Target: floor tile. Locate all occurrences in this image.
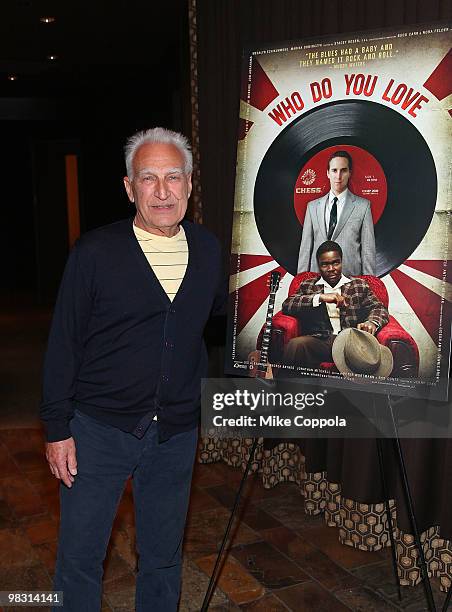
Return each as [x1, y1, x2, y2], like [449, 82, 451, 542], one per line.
[206, 484, 241, 509]
[211, 461, 257, 488]
[101, 596, 113, 611]
[267, 529, 361, 591]
[179, 557, 229, 610]
[11, 495, 47, 520]
[335, 585, 399, 610]
[33, 541, 57, 574]
[192, 461, 227, 488]
[24, 517, 58, 545]
[195, 553, 265, 605]
[206, 468, 269, 508]
[239, 593, 289, 610]
[0, 476, 47, 519]
[184, 507, 261, 557]
[0, 499, 15, 530]
[0, 429, 45, 454]
[26, 465, 55, 486]
[187, 485, 223, 513]
[238, 503, 282, 532]
[300, 524, 384, 569]
[352, 561, 404, 602]
[11, 450, 48, 472]
[0, 527, 40, 568]
[0, 564, 52, 592]
[0, 443, 21, 477]
[103, 572, 136, 594]
[103, 584, 135, 612]
[103, 548, 134, 583]
[259, 525, 301, 556]
[257, 491, 323, 531]
[110, 526, 137, 571]
[230, 540, 310, 590]
[275, 581, 351, 611]
[113, 491, 135, 530]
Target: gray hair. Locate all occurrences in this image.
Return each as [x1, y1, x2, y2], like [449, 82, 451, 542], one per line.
[124, 127, 193, 178]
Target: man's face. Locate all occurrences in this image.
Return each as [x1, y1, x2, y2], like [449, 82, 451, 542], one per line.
[318, 250, 342, 286]
[123, 142, 192, 237]
[327, 156, 351, 195]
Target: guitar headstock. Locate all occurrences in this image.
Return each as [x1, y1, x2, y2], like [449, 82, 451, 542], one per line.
[267, 270, 281, 294]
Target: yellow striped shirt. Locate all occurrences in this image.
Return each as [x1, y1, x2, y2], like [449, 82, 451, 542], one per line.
[133, 223, 188, 301]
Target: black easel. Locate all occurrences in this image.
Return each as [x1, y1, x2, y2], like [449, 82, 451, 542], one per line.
[386, 393, 437, 612]
[376, 439, 402, 601]
[200, 437, 259, 611]
[442, 584, 451, 611]
[442, 585, 451, 612]
[371, 393, 402, 601]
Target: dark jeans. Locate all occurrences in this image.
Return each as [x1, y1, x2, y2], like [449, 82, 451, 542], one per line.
[53, 411, 198, 612]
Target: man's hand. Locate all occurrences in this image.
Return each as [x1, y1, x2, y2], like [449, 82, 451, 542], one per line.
[357, 321, 377, 335]
[45, 438, 78, 488]
[320, 293, 346, 307]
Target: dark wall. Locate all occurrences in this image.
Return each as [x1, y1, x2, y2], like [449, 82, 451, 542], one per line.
[0, 38, 187, 304]
[196, 0, 452, 256]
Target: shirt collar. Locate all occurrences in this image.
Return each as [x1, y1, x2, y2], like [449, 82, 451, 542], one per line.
[315, 274, 352, 290]
[329, 188, 348, 205]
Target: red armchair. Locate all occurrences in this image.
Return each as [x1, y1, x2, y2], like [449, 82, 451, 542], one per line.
[261, 272, 419, 378]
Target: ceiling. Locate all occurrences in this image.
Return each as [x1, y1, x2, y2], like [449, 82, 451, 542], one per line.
[0, 0, 187, 97]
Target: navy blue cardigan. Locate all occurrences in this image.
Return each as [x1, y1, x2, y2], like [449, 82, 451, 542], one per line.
[40, 218, 225, 442]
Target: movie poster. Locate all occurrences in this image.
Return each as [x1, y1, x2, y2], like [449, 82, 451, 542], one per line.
[225, 23, 452, 400]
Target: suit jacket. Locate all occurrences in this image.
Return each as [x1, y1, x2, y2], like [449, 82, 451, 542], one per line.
[282, 277, 389, 335]
[297, 191, 376, 276]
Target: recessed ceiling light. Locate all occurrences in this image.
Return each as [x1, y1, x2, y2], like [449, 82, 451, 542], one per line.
[47, 54, 58, 61]
[40, 16, 56, 24]
[7, 75, 18, 81]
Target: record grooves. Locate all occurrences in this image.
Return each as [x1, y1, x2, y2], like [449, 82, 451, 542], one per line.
[253, 100, 437, 277]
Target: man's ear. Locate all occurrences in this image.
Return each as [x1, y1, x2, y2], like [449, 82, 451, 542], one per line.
[187, 173, 192, 198]
[123, 176, 134, 203]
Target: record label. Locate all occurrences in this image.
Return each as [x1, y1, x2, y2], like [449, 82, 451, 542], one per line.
[294, 145, 387, 226]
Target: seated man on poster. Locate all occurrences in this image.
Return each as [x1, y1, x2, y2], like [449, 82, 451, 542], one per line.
[283, 241, 389, 370]
[297, 150, 376, 277]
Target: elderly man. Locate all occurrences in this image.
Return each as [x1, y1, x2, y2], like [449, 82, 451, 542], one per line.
[40, 127, 225, 611]
[297, 150, 376, 276]
[284, 240, 387, 368]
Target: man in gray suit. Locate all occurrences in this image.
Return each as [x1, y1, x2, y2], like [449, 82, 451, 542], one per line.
[297, 150, 376, 277]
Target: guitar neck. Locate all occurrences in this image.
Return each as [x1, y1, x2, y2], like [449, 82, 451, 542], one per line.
[257, 292, 277, 374]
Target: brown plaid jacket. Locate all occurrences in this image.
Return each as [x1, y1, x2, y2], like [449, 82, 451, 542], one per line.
[282, 276, 389, 332]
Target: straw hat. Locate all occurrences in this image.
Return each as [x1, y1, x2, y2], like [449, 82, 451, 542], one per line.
[332, 328, 393, 379]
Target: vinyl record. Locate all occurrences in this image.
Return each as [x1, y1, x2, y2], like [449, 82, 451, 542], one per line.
[253, 100, 437, 276]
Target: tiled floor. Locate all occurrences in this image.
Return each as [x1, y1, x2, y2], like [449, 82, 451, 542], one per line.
[0, 306, 449, 611]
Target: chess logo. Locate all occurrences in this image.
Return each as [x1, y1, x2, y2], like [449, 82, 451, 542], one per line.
[301, 169, 316, 185]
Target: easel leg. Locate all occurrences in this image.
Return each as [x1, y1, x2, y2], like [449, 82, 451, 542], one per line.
[201, 437, 259, 611]
[442, 583, 452, 611]
[388, 394, 436, 612]
[376, 436, 402, 601]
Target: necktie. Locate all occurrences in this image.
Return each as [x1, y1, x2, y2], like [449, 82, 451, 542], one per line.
[327, 196, 338, 239]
